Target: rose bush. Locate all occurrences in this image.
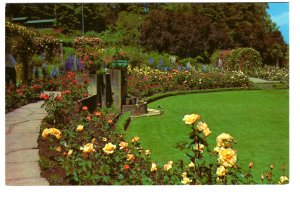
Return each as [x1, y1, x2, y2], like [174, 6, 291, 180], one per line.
[127, 66, 249, 98]
[5, 82, 43, 113]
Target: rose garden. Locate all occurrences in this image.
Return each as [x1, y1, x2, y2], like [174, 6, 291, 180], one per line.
[5, 3, 289, 185]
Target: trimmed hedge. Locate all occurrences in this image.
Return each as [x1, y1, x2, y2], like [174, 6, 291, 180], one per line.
[144, 87, 257, 103]
[115, 112, 131, 134]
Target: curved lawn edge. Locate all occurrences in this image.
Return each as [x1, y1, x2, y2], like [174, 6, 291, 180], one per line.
[144, 87, 259, 103]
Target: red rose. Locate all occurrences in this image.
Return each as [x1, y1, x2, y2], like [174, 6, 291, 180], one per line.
[82, 106, 88, 111]
[18, 93, 23, 97]
[84, 93, 89, 98]
[64, 90, 71, 94]
[123, 164, 130, 170]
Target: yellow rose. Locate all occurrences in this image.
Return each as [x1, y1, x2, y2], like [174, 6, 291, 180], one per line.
[194, 143, 204, 152]
[49, 128, 62, 140]
[81, 143, 96, 153]
[183, 114, 200, 125]
[167, 161, 173, 165]
[188, 161, 195, 168]
[132, 136, 140, 143]
[163, 163, 172, 171]
[145, 150, 151, 155]
[102, 137, 107, 142]
[279, 176, 289, 184]
[151, 163, 157, 172]
[181, 172, 187, 178]
[216, 166, 226, 177]
[103, 143, 117, 154]
[56, 146, 61, 152]
[203, 128, 211, 137]
[76, 125, 84, 132]
[42, 128, 51, 138]
[214, 146, 220, 154]
[216, 133, 234, 148]
[67, 149, 73, 157]
[126, 154, 135, 161]
[181, 177, 192, 185]
[119, 141, 128, 150]
[197, 121, 208, 131]
[218, 148, 237, 168]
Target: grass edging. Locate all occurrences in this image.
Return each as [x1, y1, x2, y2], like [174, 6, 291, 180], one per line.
[144, 87, 257, 103]
[115, 111, 131, 134]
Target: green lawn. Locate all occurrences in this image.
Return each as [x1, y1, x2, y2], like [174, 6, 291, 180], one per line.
[126, 90, 289, 182]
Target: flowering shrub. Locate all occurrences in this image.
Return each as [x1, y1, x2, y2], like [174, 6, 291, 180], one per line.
[73, 36, 104, 73]
[5, 82, 43, 113]
[223, 48, 263, 72]
[127, 67, 249, 98]
[41, 72, 89, 127]
[249, 66, 289, 82]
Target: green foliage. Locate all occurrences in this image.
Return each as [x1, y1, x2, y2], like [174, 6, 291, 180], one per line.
[223, 48, 263, 72]
[115, 112, 131, 134]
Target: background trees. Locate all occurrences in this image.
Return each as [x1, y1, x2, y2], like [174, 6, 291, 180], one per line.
[5, 3, 288, 67]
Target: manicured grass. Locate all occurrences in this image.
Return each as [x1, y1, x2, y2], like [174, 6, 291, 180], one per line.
[126, 90, 289, 182]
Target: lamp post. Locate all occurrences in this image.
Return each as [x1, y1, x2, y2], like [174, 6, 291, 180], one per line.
[81, 3, 84, 35]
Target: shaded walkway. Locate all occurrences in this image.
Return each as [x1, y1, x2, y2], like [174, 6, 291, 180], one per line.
[5, 101, 49, 185]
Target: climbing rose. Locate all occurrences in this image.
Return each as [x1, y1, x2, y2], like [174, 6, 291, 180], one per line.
[183, 114, 200, 125]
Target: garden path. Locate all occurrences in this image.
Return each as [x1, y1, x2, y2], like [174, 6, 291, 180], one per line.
[5, 101, 49, 185]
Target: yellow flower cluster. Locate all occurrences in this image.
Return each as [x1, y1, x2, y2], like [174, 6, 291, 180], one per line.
[42, 128, 62, 140]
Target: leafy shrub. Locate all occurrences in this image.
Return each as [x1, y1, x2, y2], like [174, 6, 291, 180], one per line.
[223, 48, 262, 72]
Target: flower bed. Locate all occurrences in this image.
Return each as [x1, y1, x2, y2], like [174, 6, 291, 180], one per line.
[38, 97, 288, 185]
[127, 67, 249, 98]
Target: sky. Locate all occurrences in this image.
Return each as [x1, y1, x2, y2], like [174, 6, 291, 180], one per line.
[267, 2, 289, 44]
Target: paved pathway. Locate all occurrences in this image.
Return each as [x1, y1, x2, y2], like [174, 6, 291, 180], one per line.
[5, 101, 49, 186]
